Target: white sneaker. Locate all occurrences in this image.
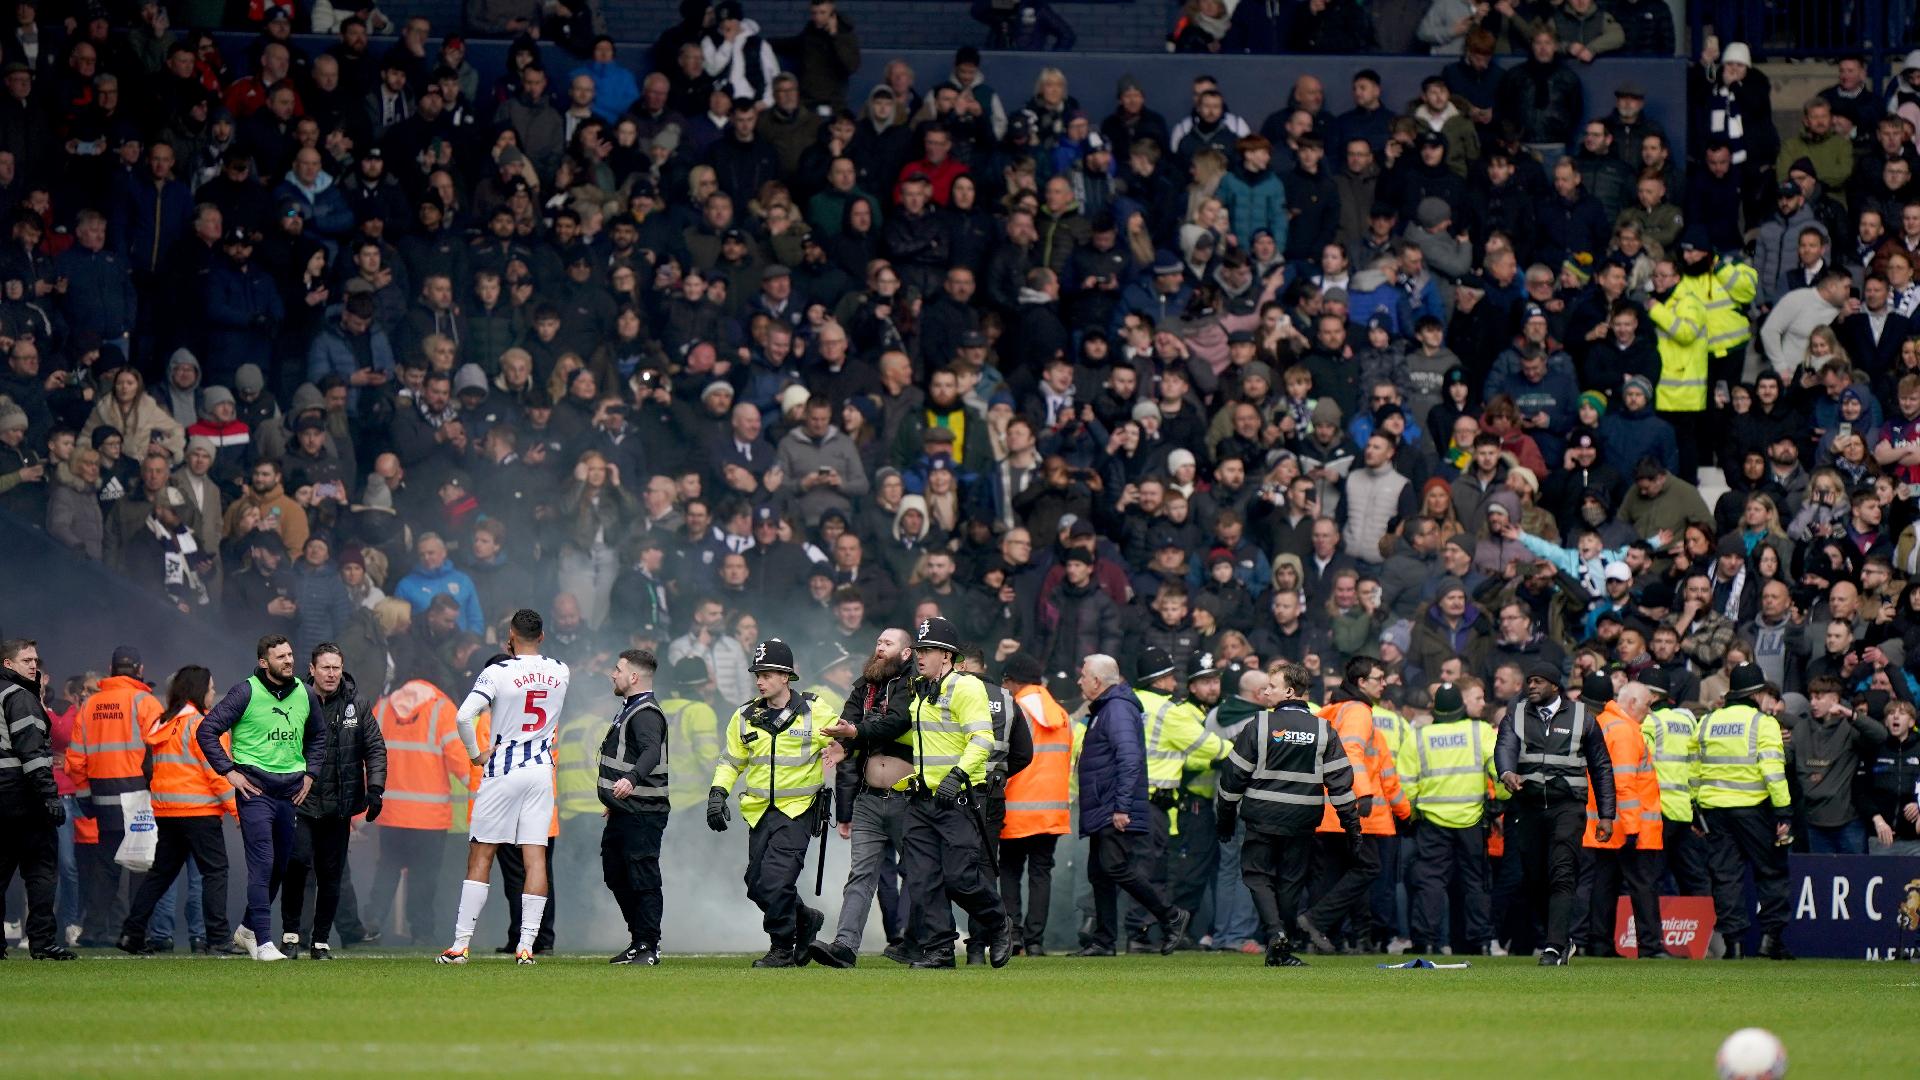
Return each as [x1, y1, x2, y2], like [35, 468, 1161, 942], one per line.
[233, 926, 258, 951]
[64, 924, 82, 947]
[251, 942, 289, 962]
[281, 932, 302, 957]
[1489, 941, 1509, 957]
[1386, 936, 1412, 956]
[5, 918, 22, 945]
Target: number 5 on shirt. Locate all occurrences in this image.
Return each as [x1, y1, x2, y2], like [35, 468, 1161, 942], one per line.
[523, 690, 548, 732]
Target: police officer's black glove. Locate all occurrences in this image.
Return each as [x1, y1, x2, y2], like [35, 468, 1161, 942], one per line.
[1215, 804, 1237, 843]
[1347, 829, 1366, 858]
[934, 769, 968, 803]
[364, 792, 382, 822]
[44, 796, 65, 826]
[706, 787, 732, 832]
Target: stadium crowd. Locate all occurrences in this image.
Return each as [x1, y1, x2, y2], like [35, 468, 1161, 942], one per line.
[5, 0, 1920, 964]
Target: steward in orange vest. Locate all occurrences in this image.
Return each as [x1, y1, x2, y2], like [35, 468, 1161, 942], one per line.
[67, 647, 164, 945]
[120, 667, 244, 954]
[1297, 657, 1408, 954]
[1000, 653, 1072, 956]
[1580, 676, 1668, 959]
[368, 679, 468, 944]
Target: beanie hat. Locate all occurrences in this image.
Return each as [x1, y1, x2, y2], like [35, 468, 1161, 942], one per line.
[1415, 197, 1450, 229]
[234, 363, 266, 395]
[0, 402, 26, 434]
[1310, 398, 1342, 427]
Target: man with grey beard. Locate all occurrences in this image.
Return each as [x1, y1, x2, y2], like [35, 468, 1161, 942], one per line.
[809, 628, 917, 966]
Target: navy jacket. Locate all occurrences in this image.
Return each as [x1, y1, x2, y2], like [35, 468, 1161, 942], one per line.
[54, 245, 137, 338]
[1078, 682, 1150, 835]
[110, 175, 194, 274]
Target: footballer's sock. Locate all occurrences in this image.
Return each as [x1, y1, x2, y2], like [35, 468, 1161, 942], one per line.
[452, 880, 489, 951]
[517, 895, 547, 952]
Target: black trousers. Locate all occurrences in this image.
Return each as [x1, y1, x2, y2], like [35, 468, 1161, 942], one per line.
[902, 795, 1004, 952]
[367, 825, 446, 944]
[999, 833, 1058, 948]
[1656, 408, 1702, 482]
[1124, 801, 1174, 940]
[1170, 796, 1218, 928]
[282, 815, 350, 945]
[124, 816, 230, 943]
[964, 792, 1006, 952]
[0, 812, 58, 951]
[1700, 805, 1791, 939]
[1306, 832, 1381, 936]
[1087, 826, 1173, 949]
[498, 837, 558, 951]
[1407, 820, 1491, 950]
[1661, 819, 1712, 897]
[746, 807, 818, 945]
[603, 811, 667, 947]
[80, 827, 135, 943]
[1240, 831, 1314, 943]
[1510, 797, 1586, 952]
[1585, 840, 1663, 954]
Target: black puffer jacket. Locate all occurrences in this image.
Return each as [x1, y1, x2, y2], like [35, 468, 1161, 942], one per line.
[299, 673, 388, 819]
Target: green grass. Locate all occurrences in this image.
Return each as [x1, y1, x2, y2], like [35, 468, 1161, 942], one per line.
[1, 951, 1911, 1078]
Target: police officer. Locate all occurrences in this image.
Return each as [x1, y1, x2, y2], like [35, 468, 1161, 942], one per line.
[860, 617, 1012, 969]
[708, 639, 838, 967]
[816, 628, 918, 968]
[1494, 657, 1616, 965]
[1638, 669, 1709, 896]
[1694, 662, 1794, 959]
[957, 643, 1031, 964]
[1169, 652, 1228, 927]
[603, 649, 670, 966]
[1127, 647, 1227, 950]
[1216, 660, 1360, 967]
[1402, 681, 1499, 955]
[0, 638, 74, 960]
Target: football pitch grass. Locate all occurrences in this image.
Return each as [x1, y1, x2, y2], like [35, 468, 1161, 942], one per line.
[3, 951, 1911, 1077]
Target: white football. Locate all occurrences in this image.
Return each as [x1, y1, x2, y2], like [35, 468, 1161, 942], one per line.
[1716, 1028, 1787, 1080]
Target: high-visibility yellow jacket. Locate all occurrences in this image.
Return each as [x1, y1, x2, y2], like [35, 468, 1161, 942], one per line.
[904, 669, 995, 789]
[1372, 705, 1418, 787]
[1675, 258, 1758, 359]
[1403, 719, 1500, 828]
[1693, 702, 1791, 811]
[711, 691, 836, 827]
[1650, 288, 1710, 412]
[1135, 688, 1229, 792]
[662, 695, 723, 810]
[554, 711, 603, 818]
[1640, 705, 1698, 822]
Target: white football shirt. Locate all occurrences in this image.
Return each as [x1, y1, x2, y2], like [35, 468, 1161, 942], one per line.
[460, 653, 571, 777]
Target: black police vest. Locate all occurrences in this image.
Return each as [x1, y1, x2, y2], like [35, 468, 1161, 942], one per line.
[599, 693, 669, 814]
[1513, 699, 1591, 792]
